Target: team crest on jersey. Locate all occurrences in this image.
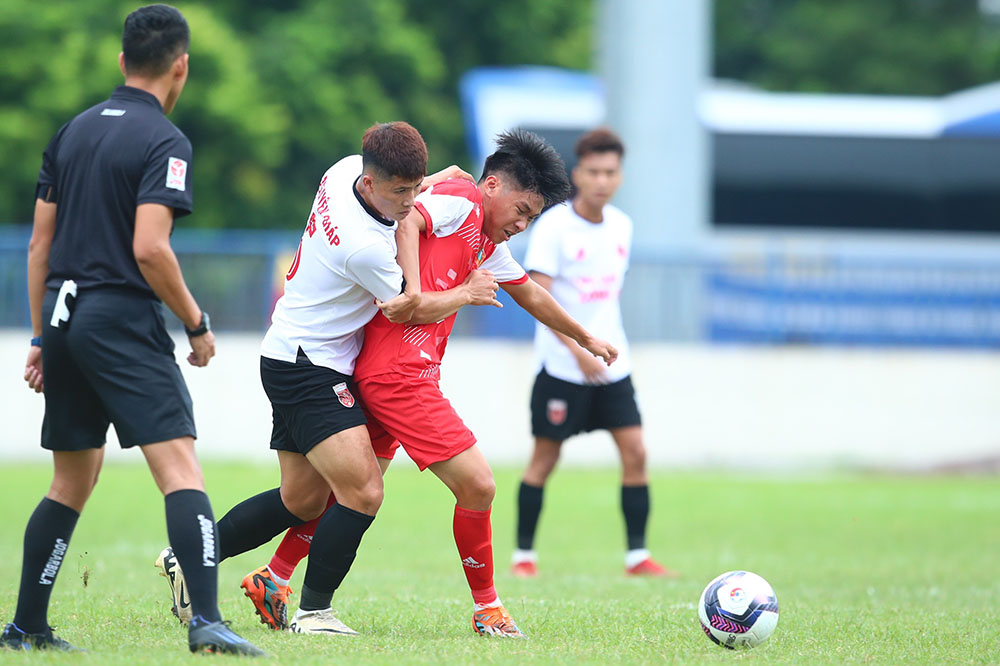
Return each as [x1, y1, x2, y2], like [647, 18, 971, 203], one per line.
[546, 399, 568, 426]
[474, 246, 487, 267]
[333, 382, 355, 408]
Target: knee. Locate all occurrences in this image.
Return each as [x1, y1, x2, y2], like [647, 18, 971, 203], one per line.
[48, 475, 96, 513]
[353, 478, 384, 516]
[282, 486, 330, 521]
[457, 472, 495, 509]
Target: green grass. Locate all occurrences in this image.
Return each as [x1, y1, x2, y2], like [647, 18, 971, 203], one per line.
[1, 463, 998, 664]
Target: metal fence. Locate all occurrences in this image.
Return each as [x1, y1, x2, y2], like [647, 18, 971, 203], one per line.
[4, 225, 1000, 347]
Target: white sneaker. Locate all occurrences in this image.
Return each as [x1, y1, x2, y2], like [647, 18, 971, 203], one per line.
[288, 608, 358, 635]
[154, 546, 193, 625]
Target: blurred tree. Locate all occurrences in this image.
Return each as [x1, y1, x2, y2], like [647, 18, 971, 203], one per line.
[0, 1, 290, 228]
[714, 0, 1000, 94]
[0, 0, 592, 229]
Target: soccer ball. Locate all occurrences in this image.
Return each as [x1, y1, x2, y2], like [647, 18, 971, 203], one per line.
[698, 570, 779, 649]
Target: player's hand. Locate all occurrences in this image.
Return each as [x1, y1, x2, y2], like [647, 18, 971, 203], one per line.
[187, 330, 216, 367]
[464, 269, 502, 308]
[24, 345, 43, 393]
[420, 165, 474, 192]
[575, 349, 610, 384]
[379, 290, 422, 323]
[582, 337, 618, 367]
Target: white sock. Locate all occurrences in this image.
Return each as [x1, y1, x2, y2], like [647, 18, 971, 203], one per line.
[294, 606, 329, 617]
[511, 548, 537, 564]
[266, 565, 290, 587]
[625, 548, 651, 569]
[474, 596, 502, 611]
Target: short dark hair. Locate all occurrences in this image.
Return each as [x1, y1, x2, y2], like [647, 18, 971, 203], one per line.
[575, 127, 625, 160]
[481, 129, 571, 208]
[361, 122, 428, 182]
[122, 4, 190, 77]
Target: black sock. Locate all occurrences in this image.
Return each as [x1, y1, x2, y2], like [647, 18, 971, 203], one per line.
[164, 489, 221, 623]
[216, 488, 304, 561]
[12, 498, 79, 634]
[621, 484, 650, 550]
[300, 503, 374, 611]
[516, 481, 544, 551]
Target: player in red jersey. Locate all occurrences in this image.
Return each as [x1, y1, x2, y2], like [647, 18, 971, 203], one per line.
[243, 130, 618, 638]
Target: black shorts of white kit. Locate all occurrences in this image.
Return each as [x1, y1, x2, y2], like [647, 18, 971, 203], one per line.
[530, 368, 642, 442]
[260, 350, 367, 456]
[40, 287, 196, 451]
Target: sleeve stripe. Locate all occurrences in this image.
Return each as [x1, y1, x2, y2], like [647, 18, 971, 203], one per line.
[415, 201, 434, 237]
[500, 273, 529, 286]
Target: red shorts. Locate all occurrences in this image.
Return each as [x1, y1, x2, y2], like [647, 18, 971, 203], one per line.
[358, 372, 476, 470]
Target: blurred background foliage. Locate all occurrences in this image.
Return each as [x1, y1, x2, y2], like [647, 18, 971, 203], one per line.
[2, 0, 999, 229]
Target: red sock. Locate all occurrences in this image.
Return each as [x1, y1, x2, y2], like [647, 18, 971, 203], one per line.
[268, 492, 337, 581]
[453, 505, 497, 606]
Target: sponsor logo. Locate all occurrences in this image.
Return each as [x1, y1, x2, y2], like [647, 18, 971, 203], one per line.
[101, 108, 126, 117]
[462, 556, 485, 569]
[197, 514, 217, 567]
[729, 587, 745, 604]
[547, 399, 568, 426]
[38, 538, 68, 585]
[166, 157, 187, 191]
[333, 382, 355, 408]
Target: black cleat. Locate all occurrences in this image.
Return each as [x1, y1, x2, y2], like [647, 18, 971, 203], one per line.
[188, 617, 266, 656]
[0, 622, 80, 651]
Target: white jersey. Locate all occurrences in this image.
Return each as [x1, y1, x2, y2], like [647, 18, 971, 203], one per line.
[523, 201, 632, 384]
[261, 155, 403, 375]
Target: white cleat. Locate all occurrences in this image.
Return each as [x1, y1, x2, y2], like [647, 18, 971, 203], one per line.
[154, 546, 193, 626]
[288, 608, 358, 635]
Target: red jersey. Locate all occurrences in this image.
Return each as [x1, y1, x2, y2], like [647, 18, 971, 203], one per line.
[354, 179, 528, 381]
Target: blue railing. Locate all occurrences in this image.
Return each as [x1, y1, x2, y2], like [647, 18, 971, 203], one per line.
[4, 225, 1000, 347]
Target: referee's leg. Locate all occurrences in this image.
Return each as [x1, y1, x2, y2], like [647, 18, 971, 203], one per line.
[141, 437, 222, 624]
[9, 449, 103, 637]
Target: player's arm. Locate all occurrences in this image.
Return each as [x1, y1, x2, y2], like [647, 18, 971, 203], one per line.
[405, 269, 502, 324]
[133, 202, 215, 367]
[502, 276, 618, 366]
[348, 241, 420, 324]
[383, 208, 424, 323]
[420, 165, 474, 192]
[24, 197, 57, 393]
[529, 271, 610, 383]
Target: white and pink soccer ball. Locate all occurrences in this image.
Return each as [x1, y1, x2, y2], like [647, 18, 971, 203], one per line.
[698, 570, 779, 649]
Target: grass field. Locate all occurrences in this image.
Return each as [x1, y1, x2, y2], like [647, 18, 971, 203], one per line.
[0, 462, 998, 664]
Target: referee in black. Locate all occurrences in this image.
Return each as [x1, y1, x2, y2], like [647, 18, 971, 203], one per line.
[1, 5, 262, 656]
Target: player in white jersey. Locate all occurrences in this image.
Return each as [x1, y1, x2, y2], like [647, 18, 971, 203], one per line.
[512, 128, 676, 578]
[155, 122, 470, 635]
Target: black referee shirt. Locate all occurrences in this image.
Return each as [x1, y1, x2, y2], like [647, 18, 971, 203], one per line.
[38, 85, 194, 297]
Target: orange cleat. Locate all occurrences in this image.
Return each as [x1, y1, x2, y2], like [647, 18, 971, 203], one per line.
[511, 560, 538, 577]
[625, 557, 678, 578]
[240, 566, 293, 630]
[472, 604, 526, 638]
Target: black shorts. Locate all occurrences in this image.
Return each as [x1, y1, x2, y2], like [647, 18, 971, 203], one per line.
[41, 287, 196, 451]
[530, 368, 642, 442]
[260, 352, 367, 455]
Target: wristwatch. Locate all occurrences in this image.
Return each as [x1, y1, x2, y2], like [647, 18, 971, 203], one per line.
[185, 311, 211, 337]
